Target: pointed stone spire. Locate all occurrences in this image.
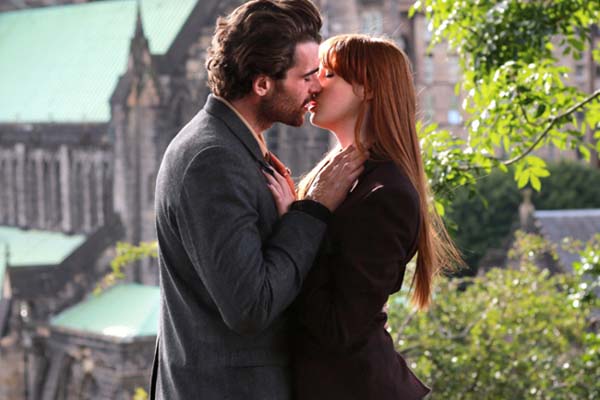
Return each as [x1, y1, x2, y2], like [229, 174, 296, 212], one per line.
[125, 0, 160, 107]
[128, 0, 150, 74]
[134, 0, 144, 39]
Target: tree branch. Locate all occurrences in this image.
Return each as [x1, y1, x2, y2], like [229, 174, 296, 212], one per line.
[500, 88, 600, 166]
[518, 102, 533, 126]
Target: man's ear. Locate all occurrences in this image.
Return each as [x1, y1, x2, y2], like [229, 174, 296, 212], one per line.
[253, 75, 274, 97]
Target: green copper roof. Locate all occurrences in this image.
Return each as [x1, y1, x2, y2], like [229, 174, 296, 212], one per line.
[0, 225, 86, 297]
[0, 226, 86, 267]
[0, 0, 197, 124]
[51, 284, 160, 339]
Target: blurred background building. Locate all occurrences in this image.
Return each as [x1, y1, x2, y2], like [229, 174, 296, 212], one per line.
[0, 0, 598, 399]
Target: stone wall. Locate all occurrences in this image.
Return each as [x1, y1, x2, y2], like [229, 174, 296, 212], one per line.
[0, 335, 24, 400]
[0, 140, 113, 234]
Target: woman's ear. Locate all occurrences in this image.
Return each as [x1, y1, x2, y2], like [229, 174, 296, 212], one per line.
[253, 75, 273, 97]
[353, 84, 373, 101]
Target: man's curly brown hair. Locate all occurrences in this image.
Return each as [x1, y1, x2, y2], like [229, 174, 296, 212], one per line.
[206, 0, 322, 101]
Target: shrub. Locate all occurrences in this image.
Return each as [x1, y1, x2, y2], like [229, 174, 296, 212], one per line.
[388, 231, 600, 399]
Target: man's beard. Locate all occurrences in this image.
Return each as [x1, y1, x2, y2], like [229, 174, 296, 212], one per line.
[258, 83, 308, 127]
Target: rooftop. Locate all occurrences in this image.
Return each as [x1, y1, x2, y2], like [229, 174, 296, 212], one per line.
[50, 283, 160, 339]
[0, 226, 86, 295]
[0, 0, 196, 124]
[534, 208, 600, 272]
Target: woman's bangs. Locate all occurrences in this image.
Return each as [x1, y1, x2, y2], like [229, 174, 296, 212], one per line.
[319, 42, 338, 72]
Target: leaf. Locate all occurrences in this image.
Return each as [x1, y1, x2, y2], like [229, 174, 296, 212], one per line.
[491, 132, 501, 146]
[535, 104, 546, 118]
[579, 145, 591, 162]
[527, 155, 546, 168]
[435, 200, 445, 217]
[570, 38, 585, 53]
[408, 3, 419, 18]
[593, 48, 600, 64]
[530, 175, 541, 192]
[531, 167, 550, 178]
[503, 135, 511, 152]
[586, 107, 600, 129]
[133, 388, 148, 400]
[517, 170, 530, 189]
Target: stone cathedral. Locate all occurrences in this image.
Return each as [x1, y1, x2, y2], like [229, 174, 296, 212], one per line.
[0, 0, 335, 283]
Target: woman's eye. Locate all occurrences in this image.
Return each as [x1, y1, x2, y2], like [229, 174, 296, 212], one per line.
[325, 72, 334, 78]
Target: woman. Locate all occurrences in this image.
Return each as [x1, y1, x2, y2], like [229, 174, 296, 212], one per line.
[264, 34, 461, 399]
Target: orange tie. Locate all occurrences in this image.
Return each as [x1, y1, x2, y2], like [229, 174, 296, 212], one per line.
[267, 152, 296, 199]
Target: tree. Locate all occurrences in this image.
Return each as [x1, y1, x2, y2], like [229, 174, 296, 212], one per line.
[388, 4, 600, 396]
[414, 0, 600, 211]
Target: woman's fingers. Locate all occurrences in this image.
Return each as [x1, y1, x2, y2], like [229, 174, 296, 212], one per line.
[330, 146, 369, 174]
[346, 165, 365, 184]
[322, 147, 368, 184]
[267, 183, 281, 201]
[263, 170, 283, 197]
[329, 146, 353, 167]
[268, 167, 297, 201]
[263, 169, 294, 216]
[333, 144, 367, 163]
[306, 146, 370, 211]
[271, 168, 290, 192]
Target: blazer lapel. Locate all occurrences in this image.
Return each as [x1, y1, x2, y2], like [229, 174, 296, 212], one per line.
[203, 94, 265, 163]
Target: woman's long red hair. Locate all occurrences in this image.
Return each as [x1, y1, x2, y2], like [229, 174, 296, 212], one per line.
[298, 34, 461, 309]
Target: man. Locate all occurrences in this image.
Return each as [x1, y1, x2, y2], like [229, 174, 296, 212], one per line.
[150, 1, 367, 398]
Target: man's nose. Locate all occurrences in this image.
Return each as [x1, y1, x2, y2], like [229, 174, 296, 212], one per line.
[309, 75, 322, 94]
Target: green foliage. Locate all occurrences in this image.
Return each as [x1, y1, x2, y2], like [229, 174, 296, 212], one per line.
[95, 241, 158, 294]
[412, 0, 598, 75]
[418, 121, 479, 215]
[412, 0, 600, 197]
[132, 388, 148, 400]
[570, 234, 600, 379]
[388, 231, 600, 399]
[447, 161, 600, 271]
[563, 234, 600, 309]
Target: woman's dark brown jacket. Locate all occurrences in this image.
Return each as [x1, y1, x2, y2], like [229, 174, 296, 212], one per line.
[292, 159, 431, 400]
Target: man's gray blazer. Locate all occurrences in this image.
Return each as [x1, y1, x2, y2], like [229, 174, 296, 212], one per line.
[150, 95, 328, 399]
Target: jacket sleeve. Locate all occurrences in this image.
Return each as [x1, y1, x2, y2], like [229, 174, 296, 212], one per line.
[177, 146, 327, 337]
[295, 184, 420, 351]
